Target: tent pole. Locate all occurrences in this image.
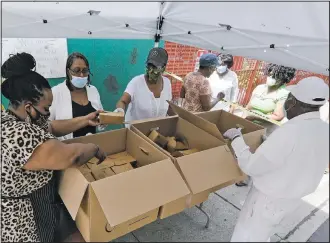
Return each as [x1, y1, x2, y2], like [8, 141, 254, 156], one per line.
[154, 2, 165, 47]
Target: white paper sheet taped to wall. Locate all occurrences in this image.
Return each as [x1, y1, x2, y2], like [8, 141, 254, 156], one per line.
[1, 38, 68, 78]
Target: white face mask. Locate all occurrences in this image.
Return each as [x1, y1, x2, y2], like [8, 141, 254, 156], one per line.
[71, 76, 88, 88]
[266, 76, 277, 87]
[217, 65, 227, 74]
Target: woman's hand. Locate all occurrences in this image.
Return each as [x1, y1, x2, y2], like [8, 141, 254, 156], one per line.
[85, 110, 103, 126]
[217, 92, 225, 101]
[94, 145, 107, 165]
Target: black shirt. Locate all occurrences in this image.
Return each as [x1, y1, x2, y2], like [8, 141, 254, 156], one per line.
[72, 101, 96, 138]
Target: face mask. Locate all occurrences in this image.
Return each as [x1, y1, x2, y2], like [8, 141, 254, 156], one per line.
[217, 65, 227, 74]
[71, 76, 88, 88]
[146, 66, 164, 84]
[266, 76, 277, 87]
[26, 106, 50, 129]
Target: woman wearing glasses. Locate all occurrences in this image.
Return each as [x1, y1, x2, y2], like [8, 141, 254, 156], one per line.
[50, 52, 104, 140]
[115, 47, 173, 126]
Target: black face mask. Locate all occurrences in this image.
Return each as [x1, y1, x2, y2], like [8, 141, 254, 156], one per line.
[27, 106, 50, 129]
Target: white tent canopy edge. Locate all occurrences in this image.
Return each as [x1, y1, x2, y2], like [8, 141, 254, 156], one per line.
[2, 1, 329, 75]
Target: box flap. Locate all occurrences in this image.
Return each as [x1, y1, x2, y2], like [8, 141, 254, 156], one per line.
[63, 129, 127, 155]
[58, 168, 89, 220]
[177, 146, 243, 194]
[90, 159, 190, 227]
[168, 101, 224, 141]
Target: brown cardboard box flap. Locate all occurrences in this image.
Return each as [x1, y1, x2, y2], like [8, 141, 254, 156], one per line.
[167, 101, 224, 141]
[90, 159, 190, 227]
[176, 146, 243, 194]
[197, 110, 266, 151]
[58, 168, 89, 220]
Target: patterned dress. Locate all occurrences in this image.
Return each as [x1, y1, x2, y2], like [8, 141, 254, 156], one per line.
[1, 110, 59, 242]
[182, 72, 212, 112]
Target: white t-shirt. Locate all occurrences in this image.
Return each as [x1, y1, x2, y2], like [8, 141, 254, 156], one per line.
[208, 70, 239, 111]
[124, 74, 172, 124]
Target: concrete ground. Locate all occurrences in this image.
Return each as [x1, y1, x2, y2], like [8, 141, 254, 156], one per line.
[113, 174, 329, 242]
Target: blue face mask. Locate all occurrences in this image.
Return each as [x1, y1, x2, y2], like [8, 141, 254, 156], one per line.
[71, 76, 88, 89]
[217, 65, 227, 74]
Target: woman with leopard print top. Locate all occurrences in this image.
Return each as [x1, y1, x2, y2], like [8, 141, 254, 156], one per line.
[1, 53, 107, 242]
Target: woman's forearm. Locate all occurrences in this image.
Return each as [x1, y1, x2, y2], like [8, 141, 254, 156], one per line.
[268, 113, 284, 121]
[70, 143, 99, 167]
[50, 117, 88, 137]
[116, 101, 126, 110]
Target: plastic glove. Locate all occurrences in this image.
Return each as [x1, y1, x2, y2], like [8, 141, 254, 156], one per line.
[223, 128, 243, 141]
[113, 108, 125, 114]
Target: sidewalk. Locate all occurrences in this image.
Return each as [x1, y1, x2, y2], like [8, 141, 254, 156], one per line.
[113, 174, 329, 242]
[308, 219, 329, 242]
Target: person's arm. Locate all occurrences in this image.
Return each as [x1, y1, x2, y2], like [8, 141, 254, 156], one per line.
[116, 92, 131, 112]
[231, 135, 291, 176]
[23, 140, 105, 171]
[268, 100, 285, 121]
[180, 85, 186, 99]
[229, 74, 240, 113]
[200, 95, 222, 111]
[167, 80, 175, 116]
[224, 128, 291, 176]
[49, 110, 102, 137]
[199, 78, 218, 111]
[115, 79, 135, 112]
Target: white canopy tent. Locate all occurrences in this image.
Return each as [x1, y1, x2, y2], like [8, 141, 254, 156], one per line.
[2, 1, 329, 75]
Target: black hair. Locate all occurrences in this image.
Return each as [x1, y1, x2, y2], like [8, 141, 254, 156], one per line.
[199, 65, 212, 70]
[265, 63, 296, 84]
[65, 52, 91, 91]
[218, 53, 234, 69]
[1, 52, 51, 107]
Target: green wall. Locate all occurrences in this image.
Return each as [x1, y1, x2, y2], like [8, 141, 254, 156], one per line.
[1, 39, 164, 130]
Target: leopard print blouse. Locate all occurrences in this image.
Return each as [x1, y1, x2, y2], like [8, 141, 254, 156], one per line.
[1, 110, 55, 242]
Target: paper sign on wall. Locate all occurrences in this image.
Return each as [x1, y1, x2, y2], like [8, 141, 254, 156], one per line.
[1, 38, 68, 78]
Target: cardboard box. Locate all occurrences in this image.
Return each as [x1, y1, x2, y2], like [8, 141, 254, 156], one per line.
[195, 109, 266, 152]
[58, 129, 190, 242]
[131, 115, 245, 208]
[99, 112, 124, 125]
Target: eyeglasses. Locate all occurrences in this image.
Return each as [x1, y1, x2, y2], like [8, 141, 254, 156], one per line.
[69, 68, 90, 75]
[147, 65, 165, 73]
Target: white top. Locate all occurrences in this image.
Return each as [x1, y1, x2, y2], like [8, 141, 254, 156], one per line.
[49, 81, 103, 140]
[124, 74, 172, 124]
[208, 69, 239, 111]
[231, 111, 329, 199]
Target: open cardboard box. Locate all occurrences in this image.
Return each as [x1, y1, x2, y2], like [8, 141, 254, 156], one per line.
[58, 129, 190, 242]
[131, 115, 246, 208]
[194, 109, 266, 152]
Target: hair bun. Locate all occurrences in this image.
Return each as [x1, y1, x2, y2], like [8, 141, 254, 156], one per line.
[1, 52, 36, 79]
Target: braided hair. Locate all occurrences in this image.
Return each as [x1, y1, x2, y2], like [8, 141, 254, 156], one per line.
[65, 52, 91, 91]
[265, 63, 296, 84]
[1, 52, 51, 107]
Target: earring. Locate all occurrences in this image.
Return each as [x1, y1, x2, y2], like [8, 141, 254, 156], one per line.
[25, 114, 32, 124]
